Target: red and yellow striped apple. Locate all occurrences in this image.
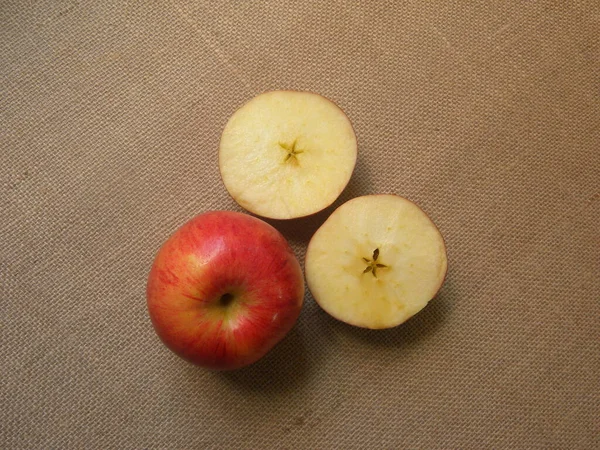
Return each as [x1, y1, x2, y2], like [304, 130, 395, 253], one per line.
[147, 211, 304, 370]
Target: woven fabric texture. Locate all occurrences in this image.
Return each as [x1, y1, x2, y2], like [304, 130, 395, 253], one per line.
[1, 1, 599, 448]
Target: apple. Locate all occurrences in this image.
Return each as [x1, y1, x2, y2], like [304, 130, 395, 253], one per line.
[146, 211, 305, 370]
[305, 195, 447, 329]
[219, 90, 357, 220]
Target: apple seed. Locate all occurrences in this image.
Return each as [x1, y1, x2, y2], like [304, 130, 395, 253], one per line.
[362, 248, 388, 278]
[279, 139, 305, 163]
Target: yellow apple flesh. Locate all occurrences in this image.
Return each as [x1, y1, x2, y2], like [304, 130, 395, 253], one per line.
[305, 195, 447, 329]
[219, 90, 357, 220]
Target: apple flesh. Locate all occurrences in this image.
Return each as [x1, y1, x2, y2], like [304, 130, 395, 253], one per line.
[219, 90, 357, 220]
[305, 195, 447, 329]
[147, 211, 305, 370]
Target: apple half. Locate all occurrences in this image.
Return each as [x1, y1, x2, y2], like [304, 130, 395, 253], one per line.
[219, 90, 357, 220]
[305, 195, 447, 329]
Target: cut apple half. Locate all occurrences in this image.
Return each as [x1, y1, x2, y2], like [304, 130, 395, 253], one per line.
[219, 90, 357, 220]
[305, 195, 447, 329]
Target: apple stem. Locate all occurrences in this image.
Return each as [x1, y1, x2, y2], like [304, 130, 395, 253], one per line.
[219, 293, 235, 307]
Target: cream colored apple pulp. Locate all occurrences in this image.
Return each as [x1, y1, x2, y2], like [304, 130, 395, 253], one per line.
[219, 91, 357, 219]
[306, 195, 447, 329]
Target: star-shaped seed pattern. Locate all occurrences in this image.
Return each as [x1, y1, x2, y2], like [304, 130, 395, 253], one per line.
[279, 139, 304, 162]
[362, 248, 388, 278]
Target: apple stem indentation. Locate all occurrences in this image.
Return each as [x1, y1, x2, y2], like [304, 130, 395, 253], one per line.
[279, 139, 304, 163]
[219, 293, 235, 307]
[362, 248, 388, 278]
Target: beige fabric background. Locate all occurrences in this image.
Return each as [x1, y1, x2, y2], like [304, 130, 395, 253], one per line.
[1, 1, 599, 448]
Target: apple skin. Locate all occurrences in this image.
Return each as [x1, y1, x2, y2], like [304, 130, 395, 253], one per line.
[147, 211, 304, 370]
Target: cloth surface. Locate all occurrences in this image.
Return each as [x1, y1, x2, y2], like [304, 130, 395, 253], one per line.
[1, 1, 599, 448]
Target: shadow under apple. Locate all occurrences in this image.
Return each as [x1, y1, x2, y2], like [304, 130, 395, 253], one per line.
[213, 323, 312, 394]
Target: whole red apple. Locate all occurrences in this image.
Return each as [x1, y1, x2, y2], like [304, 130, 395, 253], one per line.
[147, 211, 304, 370]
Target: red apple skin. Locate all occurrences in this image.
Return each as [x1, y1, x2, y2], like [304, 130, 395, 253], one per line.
[147, 211, 304, 370]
